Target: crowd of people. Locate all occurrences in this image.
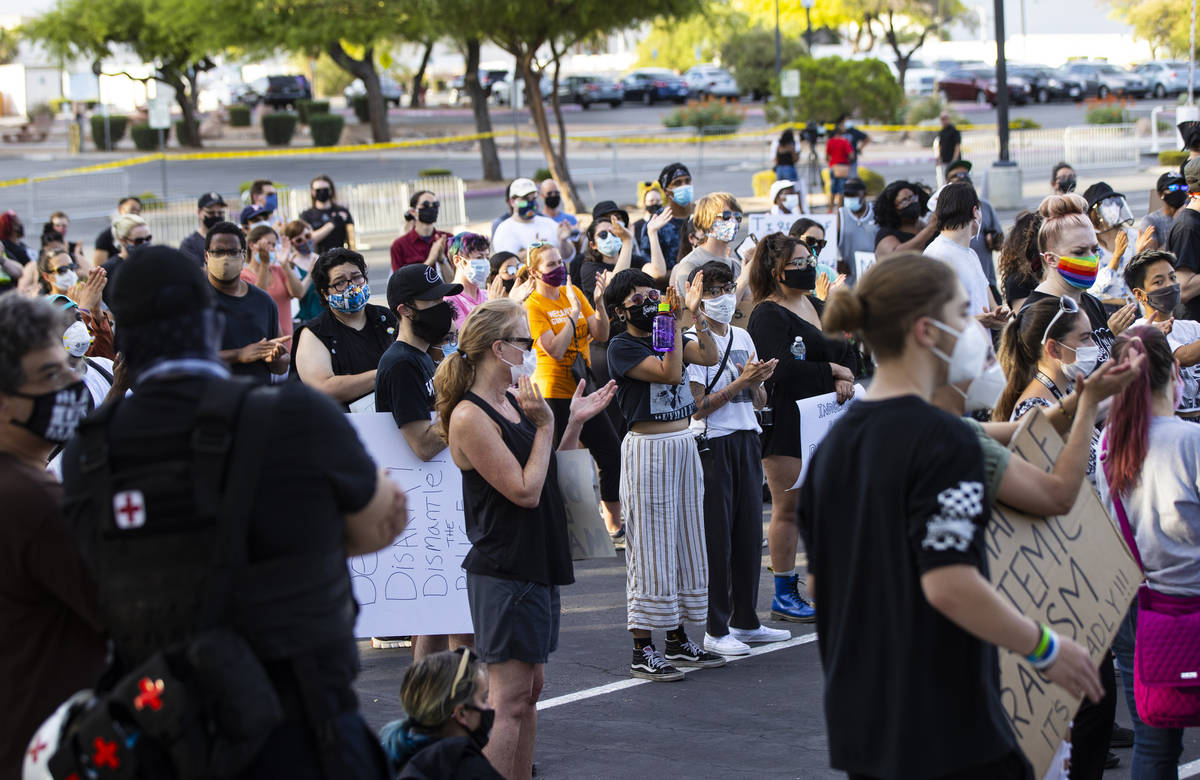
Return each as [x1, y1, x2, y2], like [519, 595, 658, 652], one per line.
[1, 144, 1198, 780]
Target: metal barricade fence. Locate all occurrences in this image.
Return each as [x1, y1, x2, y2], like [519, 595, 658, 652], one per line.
[962, 124, 1139, 171]
[142, 193, 238, 248]
[19, 169, 131, 224]
[281, 176, 467, 238]
[1063, 124, 1140, 168]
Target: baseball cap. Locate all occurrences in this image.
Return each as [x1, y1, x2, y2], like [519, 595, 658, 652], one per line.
[508, 178, 538, 199]
[198, 192, 226, 209]
[591, 200, 630, 226]
[1186, 157, 1200, 192]
[1157, 171, 1186, 192]
[110, 246, 215, 327]
[1083, 181, 1126, 212]
[239, 204, 272, 224]
[768, 179, 795, 202]
[946, 159, 973, 175]
[843, 177, 866, 195]
[387, 264, 463, 312]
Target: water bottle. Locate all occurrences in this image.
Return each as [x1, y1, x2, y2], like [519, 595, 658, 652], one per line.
[790, 336, 807, 361]
[651, 302, 675, 353]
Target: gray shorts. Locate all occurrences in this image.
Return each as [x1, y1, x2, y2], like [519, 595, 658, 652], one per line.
[466, 572, 560, 665]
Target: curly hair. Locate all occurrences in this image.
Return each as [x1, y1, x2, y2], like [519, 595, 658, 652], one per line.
[311, 248, 367, 299]
[873, 180, 931, 230]
[996, 210, 1044, 296]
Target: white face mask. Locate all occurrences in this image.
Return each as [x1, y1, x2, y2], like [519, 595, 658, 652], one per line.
[55, 268, 78, 289]
[702, 293, 737, 324]
[501, 345, 538, 384]
[954, 361, 1006, 412]
[930, 319, 990, 385]
[62, 320, 94, 358]
[782, 194, 800, 212]
[1060, 343, 1100, 383]
[466, 258, 491, 287]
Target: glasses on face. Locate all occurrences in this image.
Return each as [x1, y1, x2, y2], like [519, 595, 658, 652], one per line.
[804, 237, 828, 255]
[502, 336, 536, 350]
[625, 289, 661, 308]
[130, 235, 153, 245]
[704, 282, 737, 296]
[949, 171, 971, 182]
[895, 194, 918, 210]
[1041, 295, 1080, 345]
[717, 210, 744, 222]
[207, 248, 246, 259]
[52, 262, 79, 274]
[596, 230, 616, 241]
[328, 272, 367, 293]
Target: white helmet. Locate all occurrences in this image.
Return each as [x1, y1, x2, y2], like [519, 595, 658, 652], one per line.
[22, 690, 92, 780]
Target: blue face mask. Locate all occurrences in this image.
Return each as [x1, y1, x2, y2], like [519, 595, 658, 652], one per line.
[670, 184, 694, 206]
[597, 232, 623, 257]
[264, 192, 278, 211]
[844, 196, 863, 212]
[327, 282, 370, 313]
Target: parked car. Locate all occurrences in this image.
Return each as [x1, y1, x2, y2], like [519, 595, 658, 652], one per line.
[262, 75, 312, 109]
[231, 77, 267, 108]
[682, 65, 740, 99]
[490, 73, 553, 106]
[343, 75, 406, 106]
[1009, 66, 1084, 103]
[902, 59, 940, 97]
[1060, 61, 1148, 99]
[448, 69, 509, 104]
[936, 67, 1031, 105]
[621, 68, 690, 105]
[557, 75, 624, 108]
[1134, 61, 1190, 99]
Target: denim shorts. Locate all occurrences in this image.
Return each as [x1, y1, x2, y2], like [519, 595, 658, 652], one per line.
[466, 572, 560, 665]
[830, 175, 846, 195]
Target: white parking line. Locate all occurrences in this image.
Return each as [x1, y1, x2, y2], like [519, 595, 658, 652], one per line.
[1182, 757, 1200, 778]
[536, 632, 819, 711]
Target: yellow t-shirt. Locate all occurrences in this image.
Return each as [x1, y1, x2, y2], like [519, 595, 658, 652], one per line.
[526, 284, 594, 399]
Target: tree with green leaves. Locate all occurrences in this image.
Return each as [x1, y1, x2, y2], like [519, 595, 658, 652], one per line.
[720, 27, 805, 99]
[23, 0, 224, 147]
[1107, 0, 1197, 59]
[775, 55, 903, 123]
[846, 0, 973, 90]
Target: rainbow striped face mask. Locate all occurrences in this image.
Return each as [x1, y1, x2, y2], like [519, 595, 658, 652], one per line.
[1054, 254, 1099, 290]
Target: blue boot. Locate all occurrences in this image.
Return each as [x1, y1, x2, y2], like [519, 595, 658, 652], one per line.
[771, 573, 816, 623]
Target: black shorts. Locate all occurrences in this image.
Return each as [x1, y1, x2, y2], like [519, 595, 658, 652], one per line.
[466, 572, 560, 665]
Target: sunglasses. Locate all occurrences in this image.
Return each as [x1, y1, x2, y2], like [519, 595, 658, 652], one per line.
[1164, 183, 1188, 193]
[625, 289, 661, 308]
[130, 235, 153, 245]
[803, 237, 828, 254]
[52, 262, 79, 273]
[717, 211, 744, 222]
[528, 240, 552, 250]
[1041, 295, 1079, 345]
[503, 336, 535, 350]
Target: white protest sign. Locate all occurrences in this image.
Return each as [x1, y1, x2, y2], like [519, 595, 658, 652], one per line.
[985, 409, 1140, 778]
[556, 449, 617, 560]
[854, 251, 875, 282]
[747, 212, 839, 268]
[790, 383, 866, 490]
[345, 413, 473, 638]
[148, 95, 171, 130]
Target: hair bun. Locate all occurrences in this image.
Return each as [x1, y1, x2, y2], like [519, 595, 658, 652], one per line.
[1037, 193, 1087, 220]
[822, 286, 866, 334]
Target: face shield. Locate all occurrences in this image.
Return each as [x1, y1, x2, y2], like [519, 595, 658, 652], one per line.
[1093, 196, 1134, 231]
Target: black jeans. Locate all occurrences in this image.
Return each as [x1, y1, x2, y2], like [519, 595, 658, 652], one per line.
[1069, 650, 1117, 780]
[547, 396, 621, 502]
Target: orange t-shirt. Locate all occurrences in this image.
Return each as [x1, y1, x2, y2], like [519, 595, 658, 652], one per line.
[525, 284, 594, 399]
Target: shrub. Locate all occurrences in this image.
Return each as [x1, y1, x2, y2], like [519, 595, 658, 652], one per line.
[419, 168, 453, 177]
[772, 56, 903, 124]
[1085, 105, 1130, 125]
[130, 123, 170, 151]
[663, 97, 745, 135]
[174, 119, 197, 147]
[1159, 150, 1189, 166]
[262, 112, 298, 146]
[296, 99, 331, 124]
[89, 114, 128, 150]
[857, 166, 885, 196]
[533, 167, 552, 182]
[351, 95, 370, 124]
[309, 113, 344, 147]
[720, 27, 805, 100]
[1008, 117, 1041, 130]
[228, 104, 251, 127]
[905, 95, 964, 126]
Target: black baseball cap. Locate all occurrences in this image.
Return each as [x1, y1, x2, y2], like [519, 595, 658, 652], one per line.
[387, 264, 463, 312]
[198, 192, 226, 209]
[1083, 181, 1125, 212]
[1157, 171, 1186, 192]
[591, 200, 630, 226]
[843, 177, 866, 195]
[946, 159, 972, 174]
[110, 245, 215, 326]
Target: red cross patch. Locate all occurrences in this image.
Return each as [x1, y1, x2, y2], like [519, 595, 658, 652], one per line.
[133, 677, 164, 711]
[27, 737, 47, 762]
[92, 737, 119, 769]
[113, 490, 146, 530]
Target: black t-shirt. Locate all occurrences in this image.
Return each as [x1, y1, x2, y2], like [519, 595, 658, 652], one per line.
[375, 340, 435, 429]
[1169, 209, 1200, 321]
[1003, 271, 1038, 308]
[845, 127, 868, 160]
[94, 225, 119, 259]
[60, 376, 377, 717]
[179, 230, 206, 266]
[301, 205, 355, 254]
[214, 283, 281, 384]
[874, 226, 918, 251]
[937, 124, 962, 163]
[798, 396, 1014, 776]
[1023, 289, 1115, 363]
[607, 332, 697, 424]
[2, 239, 32, 266]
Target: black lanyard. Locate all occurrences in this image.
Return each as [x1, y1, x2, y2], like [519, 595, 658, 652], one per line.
[1034, 371, 1064, 401]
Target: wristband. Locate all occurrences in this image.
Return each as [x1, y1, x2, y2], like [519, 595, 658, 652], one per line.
[1027, 624, 1059, 670]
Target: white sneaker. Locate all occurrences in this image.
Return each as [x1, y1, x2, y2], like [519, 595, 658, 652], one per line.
[703, 633, 752, 656]
[729, 625, 792, 644]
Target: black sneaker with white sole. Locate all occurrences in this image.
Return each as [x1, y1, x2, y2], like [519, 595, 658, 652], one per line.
[631, 645, 685, 681]
[663, 637, 727, 668]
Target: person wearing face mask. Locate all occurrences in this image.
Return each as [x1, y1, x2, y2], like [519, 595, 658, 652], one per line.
[435, 299, 614, 779]
[1023, 193, 1136, 365]
[1125, 249, 1200, 419]
[637, 162, 694, 271]
[301, 174, 356, 253]
[99, 213, 151, 304]
[873, 179, 938, 259]
[244, 224, 305, 338]
[787, 218, 842, 298]
[924, 181, 1011, 332]
[293, 248, 397, 407]
[802, 254, 1104, 780]
[604, 268, 722, 680]
[282, 219, 323, 322]
[492, 178, 574, 261]
[538, 177, 577, 232]
[180, 191, 228, 265]
[768, 179, 806, 217]
[391, 190, 453, 273]
[1167, 158, 1200, 320]
[0, 294, 105, 778]
[631, 182, 665, 259]
[671, 192, 751, 306]
[1083, 182, 1149, 302]
[579, 214, 636, 308]
[92, 196, 142, 267]
[836, 177, 877, 286]
[683, 261, 788, 657]
[486, 251, 521, 296]
[37, 247, 115, 360]
[747, 233, 857, 624]
[240, 179, 281, 231]
[523, 242, 623, 539]
[447, 232, 493, 332]
[0, 209, 33, 266]
[1136, 172, 1187, 254]
[380, 649, 504, 779]
[1051, 162, 1078, 195]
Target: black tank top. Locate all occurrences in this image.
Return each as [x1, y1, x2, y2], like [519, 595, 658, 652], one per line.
[294, 304, 396, 388]
[460, 391, 574, 586]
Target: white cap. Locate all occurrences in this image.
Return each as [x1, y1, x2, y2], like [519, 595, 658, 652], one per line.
[508, 178, 538, 199]
[769, 179, 795, 202]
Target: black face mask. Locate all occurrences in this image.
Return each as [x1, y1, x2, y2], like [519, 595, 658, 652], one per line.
[13, 223, 24, 239]
[646, 203, 663, 216]
[313, 187, 332, 202]
[782, 267, 817, 291]
[417, 204, 439, 224]
[465, 706, 494, 750]
[501, 277, 515, 293]
[202, 213, 225, 230]
[544, 192, 561, 209]
[1147, 283, 1181, 315]
[899, 203, 921, 222]
[1056, 177, 1076, 194]
[623, 303, 657, 332]
[1164, 191, 1189, 210]
[409, 301, 453, 345]
[10, 380, 89, 444]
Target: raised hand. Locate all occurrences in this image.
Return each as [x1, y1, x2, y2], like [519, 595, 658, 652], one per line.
[1107, 302, 1138, 336]
[684, 270, 705, 315]
[593, 271, 607, 301]
[1134, 226, 1156, 255]
[568, 378, 617, 424]
[1077, 351, 1144, 403]
[76, 267, 107, 313]
[611, 220, 631, 242]
[564, 282, 583, 320]
[487, 273, 508, 299]
[1111, 230, 1128, 270]
[517, 375, 554, 428]
[976, 305, 1013, 331]
[738, 359, 778, 386]
[647, 206, 673, 235]
[815, 273, 831, 301]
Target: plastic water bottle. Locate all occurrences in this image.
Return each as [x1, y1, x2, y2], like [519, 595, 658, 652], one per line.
[651, 302, 675, 353]
[790, 336, 807, 360]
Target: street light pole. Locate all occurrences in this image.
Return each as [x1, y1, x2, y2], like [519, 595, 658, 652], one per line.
[805, 7, 814, 52]
[774, 0, 782, 77]
[993, 0, 1010, 163]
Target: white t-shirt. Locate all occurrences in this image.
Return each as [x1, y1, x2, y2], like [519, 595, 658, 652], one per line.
[492, 215, 564, 257]
[1135, 316, 1200, 412]
[684, 325, 761, 439]
[924, 233, 992, 317]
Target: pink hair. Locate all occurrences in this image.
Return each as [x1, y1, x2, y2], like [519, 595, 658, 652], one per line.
[0, 211, 18, 241]
[1103, 325, 1174, 496]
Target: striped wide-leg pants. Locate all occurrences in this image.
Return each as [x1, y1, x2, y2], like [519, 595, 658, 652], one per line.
[620, 428, 708, 630]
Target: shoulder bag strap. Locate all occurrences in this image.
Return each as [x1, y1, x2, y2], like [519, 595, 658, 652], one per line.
[700, 331, 735, 439]
[1100, 431, 1145, 574]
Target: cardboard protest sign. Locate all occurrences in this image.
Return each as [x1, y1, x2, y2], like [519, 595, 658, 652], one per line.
[747, 212, 839, 268]
[985, 409, 1141, 778]
[790, 383, 867, 490]
[345, 413, 473, 637]
[556, 449, 617, 560]
[854, 251, 875, 282]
